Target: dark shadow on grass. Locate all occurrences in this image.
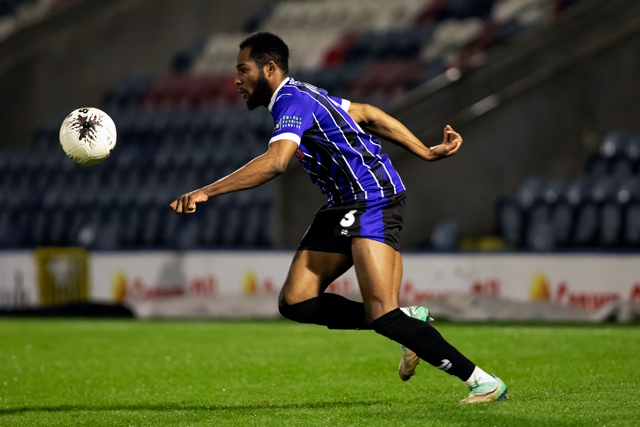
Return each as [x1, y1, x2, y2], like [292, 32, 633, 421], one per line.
[0, 400, 385, 415]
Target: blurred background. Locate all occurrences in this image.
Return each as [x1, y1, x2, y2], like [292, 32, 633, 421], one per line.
[0, 0, 639, 252]
[0, 0, 639, 320]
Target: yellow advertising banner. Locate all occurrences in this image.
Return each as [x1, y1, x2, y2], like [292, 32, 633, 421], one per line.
[36, 247, 89, 306]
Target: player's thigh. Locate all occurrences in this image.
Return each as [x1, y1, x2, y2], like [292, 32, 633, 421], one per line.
[279, 250, 353, 306]
[351, 237, 402, 321]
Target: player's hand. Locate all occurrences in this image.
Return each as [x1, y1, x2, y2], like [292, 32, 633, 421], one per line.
[428, 125, 463, 160]
[170, 189, 209, 214]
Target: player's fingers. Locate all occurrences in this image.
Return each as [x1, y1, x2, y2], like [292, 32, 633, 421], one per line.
[182, 196, 191, 214]
[446, 131, 455, 143]
[449, 139, 462, 155]
[186, 196, 196, 213]
[178, 196, 187, 214]
[170, 200, 177, 211]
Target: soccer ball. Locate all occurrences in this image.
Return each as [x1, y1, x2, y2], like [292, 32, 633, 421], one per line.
[59, 107, 117, 165]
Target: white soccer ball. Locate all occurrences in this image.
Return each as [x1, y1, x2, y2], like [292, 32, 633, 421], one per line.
[59, 107, 117, 165]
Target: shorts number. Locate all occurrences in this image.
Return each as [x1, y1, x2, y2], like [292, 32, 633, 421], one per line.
[340, 210, 357, 227]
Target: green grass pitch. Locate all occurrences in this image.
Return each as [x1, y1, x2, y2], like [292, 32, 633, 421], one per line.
[0, 319, 638, 426]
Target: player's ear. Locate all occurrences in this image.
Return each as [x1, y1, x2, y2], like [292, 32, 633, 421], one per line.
[265, 61, 276, 77]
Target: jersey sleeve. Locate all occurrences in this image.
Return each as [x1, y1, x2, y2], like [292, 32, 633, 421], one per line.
[329, 95, 351, 112]
[269, 94, 313, 146]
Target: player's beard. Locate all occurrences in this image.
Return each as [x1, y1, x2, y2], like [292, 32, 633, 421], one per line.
[246, 71, 271, 111]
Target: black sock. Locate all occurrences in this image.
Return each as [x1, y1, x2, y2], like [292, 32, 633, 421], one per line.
[278, 293, 369, 330]
[370, 308, 475, 381]
[316, 293, 369, 330]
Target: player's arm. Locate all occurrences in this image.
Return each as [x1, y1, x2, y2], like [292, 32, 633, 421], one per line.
[348, 102, 462, 161]
[170, 139, 298, 214]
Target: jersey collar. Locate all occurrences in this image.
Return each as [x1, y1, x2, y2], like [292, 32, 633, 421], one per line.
[267, 77, 291, 112]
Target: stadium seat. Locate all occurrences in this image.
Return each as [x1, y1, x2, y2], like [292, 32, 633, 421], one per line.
[589, 177, 615, 205]
[497, 198, 523, 246]
[600, 130, 631, 159]
[176, 219, 200, 250]
[623, 204, 640, 247]
[600, 202, 622, 247]
[92, 222, 121, 250]
[515, 177, 544, 209]
[566, 177, 591, 207]
[140, 208, 161, 247]
[527, 220, 555, 251]
[624, 134, 640, 164]
[422, 18, 485, 62]
[550, 202, 574, 246]
[528, 202, 550, 226]
[585, 154, 610, 179]
[572, 203, 598, 247]
[542, 178, 569, 204]
[430, 219, 460, 251]
[616, 178, 640, 205]
[610, 158, 634, 181]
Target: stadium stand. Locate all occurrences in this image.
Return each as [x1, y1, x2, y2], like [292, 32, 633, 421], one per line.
[0, 0, 81, 42]
[0, 0, 588, 250]
[497, 131, 640, 250]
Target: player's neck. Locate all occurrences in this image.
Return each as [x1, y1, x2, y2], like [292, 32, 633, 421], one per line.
[265, 74, 289, 109]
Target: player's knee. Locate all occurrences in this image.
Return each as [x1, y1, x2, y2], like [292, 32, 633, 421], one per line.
[278, 297, 318, 324]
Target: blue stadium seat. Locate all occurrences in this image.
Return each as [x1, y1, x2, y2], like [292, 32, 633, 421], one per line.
[240, 206, 262, 246]
[543, 178, 569, 204]
[625, 134, 640, 164]
[220, 206, 242, 246]
[199, 208, 221, 246]
[572, 203, 598, 247]
[610, 158, 633, 181]
[0, 211, 11, 247]
[600, 202, 622, 247]
[120, 211, 142, 247]
[497, 198, 522, 246]
[528, 203, 551, 227]
[431, 219, 460, 251]
[141, 208, 161, 246]
[550, 202, 574, 246]
[566, 177, 591, 207]
[585, 154, 610, 179]
[172, 39, 206, 74]
[160, 212, 180, 246]
[176, 218, 200, 249]
[589, 177, 615, 205]
[515, 177, 544, 209]
[623, 203, 640, 247]
[527, 221, 556, 252]
[616, 178, 640, 205]
[600, 130, 631, 159]
[48, 211, 68, 246]
[92, 222, 121, 250]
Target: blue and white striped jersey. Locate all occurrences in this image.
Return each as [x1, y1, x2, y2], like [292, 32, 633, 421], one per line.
[268, 77, 406, 206]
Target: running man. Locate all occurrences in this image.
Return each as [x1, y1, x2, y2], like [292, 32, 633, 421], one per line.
[170, 32, 507, 403]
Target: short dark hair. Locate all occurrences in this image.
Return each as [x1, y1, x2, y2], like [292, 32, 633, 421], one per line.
[239, 32, 289, 74]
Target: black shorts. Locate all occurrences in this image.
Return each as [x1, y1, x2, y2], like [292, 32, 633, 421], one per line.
[298, 192, 406, 254]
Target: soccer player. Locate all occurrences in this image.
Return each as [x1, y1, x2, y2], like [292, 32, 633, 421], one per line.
[170, 32, 507, 403]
